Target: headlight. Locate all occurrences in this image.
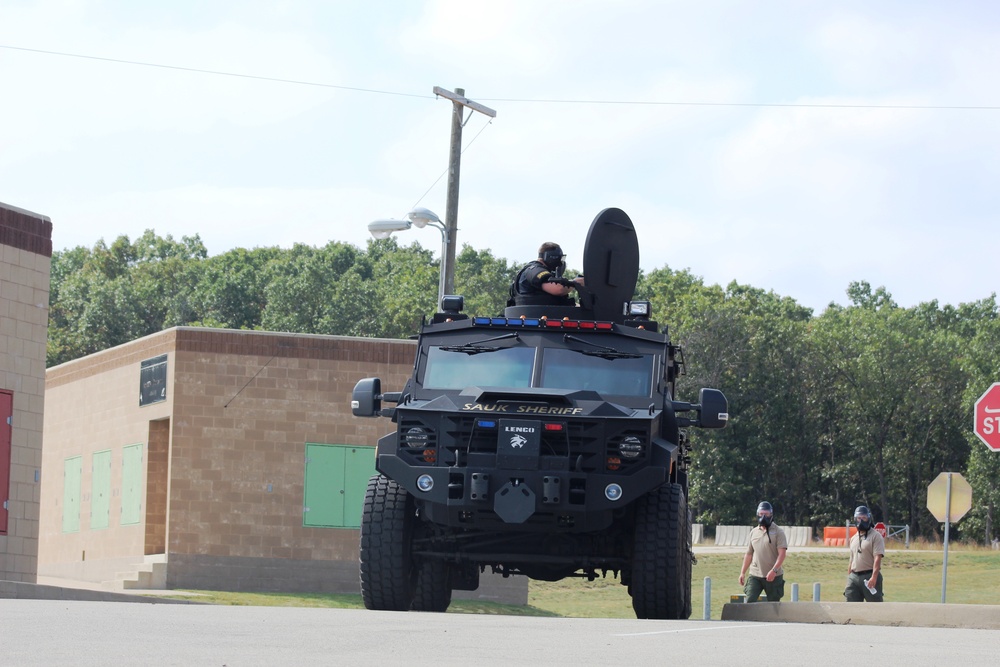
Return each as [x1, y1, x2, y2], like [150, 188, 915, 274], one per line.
[404, 427, 429, 446]
[618, 436, 643, 459]
[627, 300, 651, 317]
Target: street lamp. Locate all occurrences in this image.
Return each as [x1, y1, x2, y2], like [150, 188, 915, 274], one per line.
[367, 219, 412, 239]
[367, 208, 450, 309]
[365, 88, 493, 313]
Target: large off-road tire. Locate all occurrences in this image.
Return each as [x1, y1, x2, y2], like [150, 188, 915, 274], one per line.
[629, 482, 690, 619]
[410, 558, 452, 612]
[683, 507, 693, 619]
[360, 474, 416, 611]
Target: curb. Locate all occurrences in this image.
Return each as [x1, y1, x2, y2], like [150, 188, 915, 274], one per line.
[0, 580, 201, 604]
[721, 601, 1000, 629]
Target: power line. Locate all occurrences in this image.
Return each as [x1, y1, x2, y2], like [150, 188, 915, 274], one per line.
[1, 43, 496, 220]
[479, 97, 1000, 111]
[410, 116, 494, 212]
[0, 44, 432, 99]
[3, 43, 998, 111]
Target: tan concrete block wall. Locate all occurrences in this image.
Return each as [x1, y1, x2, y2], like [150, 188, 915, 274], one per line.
[0, 203, 51, 582]
[40, 334, 175, 579]
[40, 327, 419, 591]
[166, 329, 414, 570]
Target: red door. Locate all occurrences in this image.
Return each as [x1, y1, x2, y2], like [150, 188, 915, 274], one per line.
[0, 390, 12, 534]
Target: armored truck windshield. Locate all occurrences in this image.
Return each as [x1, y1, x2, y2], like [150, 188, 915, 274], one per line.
[421, 340, 656, 398]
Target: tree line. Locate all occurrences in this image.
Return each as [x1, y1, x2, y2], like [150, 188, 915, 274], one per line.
[47, 230, 1000, 543]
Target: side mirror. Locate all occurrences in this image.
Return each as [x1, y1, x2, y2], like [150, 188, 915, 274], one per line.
[351, 378, 382, 417]
[698, 388, 729, 429]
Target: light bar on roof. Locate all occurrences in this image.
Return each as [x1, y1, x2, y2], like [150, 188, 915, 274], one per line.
[469, 316, 615, 330]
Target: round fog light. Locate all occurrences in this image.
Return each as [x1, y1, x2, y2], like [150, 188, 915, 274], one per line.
[416, 474, 434, 492]
[605, 483, 623, 501]
[619, 436, 643, 459]
[405, 427, 429, 446]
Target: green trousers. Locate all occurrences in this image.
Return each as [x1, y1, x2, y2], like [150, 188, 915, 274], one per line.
[744, 574, 784, 602]
[844, 571, 884, 602]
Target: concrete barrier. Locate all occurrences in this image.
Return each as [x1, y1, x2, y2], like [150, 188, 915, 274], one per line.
[714, 525, 754, 546]
[721, 601, 1000, 630]
[714, 526, 813, 547]
[784, 527, 812, 547]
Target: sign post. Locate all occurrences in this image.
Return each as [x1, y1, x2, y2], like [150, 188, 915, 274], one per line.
[926, 472, 972, 603]
[974, 383, 1000, 452]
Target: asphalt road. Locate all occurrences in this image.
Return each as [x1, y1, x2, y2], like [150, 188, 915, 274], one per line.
[3, 600, 999, 666]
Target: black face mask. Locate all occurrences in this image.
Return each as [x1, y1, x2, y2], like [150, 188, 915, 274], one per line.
[541, 250, 566, 275]
[857, 519, 871, 531]
[758, 515, 773, 528]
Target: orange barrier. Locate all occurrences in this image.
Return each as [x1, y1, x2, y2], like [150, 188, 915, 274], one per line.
[822, 526, 859, 546]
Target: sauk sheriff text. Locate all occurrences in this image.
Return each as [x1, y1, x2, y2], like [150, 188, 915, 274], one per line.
[462, 403, 584, 415]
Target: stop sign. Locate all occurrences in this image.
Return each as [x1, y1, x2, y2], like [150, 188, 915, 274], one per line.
[974, 383, 1000, 451]
[926, 472, 973, 523]
[874, 522, 887, 538]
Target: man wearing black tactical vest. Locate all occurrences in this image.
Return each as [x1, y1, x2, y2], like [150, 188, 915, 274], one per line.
[508, 242, 583, 307]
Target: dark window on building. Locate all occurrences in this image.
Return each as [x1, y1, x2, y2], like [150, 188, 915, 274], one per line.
[140, 355, 167, 406]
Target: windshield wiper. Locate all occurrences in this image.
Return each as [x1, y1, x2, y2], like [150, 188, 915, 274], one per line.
[563, 334, 643, 360]
[439, 332, 520, 355]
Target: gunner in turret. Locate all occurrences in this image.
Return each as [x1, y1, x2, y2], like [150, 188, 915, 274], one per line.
[508, 242, 583, 307]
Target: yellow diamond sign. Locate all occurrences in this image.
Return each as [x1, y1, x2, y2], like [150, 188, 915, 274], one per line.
[926, 472, 972, 523]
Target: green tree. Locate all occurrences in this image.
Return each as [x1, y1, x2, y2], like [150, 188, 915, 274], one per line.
[454, 245, 519, 316]
[962, 297, 1000, 544]
[47, 231, 206, 365]
[682, 282, 814, 525]
[810, 283, 969, 538]
[367, 239, 439, 338]
[261, 241, 367, 335]
[191, 246, 282, 329]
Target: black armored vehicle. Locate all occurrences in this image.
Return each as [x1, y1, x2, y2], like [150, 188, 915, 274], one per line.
[351, 208, 728, 619]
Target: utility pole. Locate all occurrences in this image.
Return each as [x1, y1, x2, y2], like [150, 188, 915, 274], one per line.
[432, 86, 496, 297]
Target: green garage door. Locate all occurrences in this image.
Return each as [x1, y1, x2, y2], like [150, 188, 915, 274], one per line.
[303, 444, 375, 528]
[62, 456, 82, 533]
[91, 450, 111, 529]
[121, 443, 144, 525]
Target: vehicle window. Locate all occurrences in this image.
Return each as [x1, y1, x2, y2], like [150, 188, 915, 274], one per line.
[423, 346, 535, 390]
[540, 348, 653, 397]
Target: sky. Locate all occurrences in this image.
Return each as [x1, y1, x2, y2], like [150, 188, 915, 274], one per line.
[2, 0, 999, 314]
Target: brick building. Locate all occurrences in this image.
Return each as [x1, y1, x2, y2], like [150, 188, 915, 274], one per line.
[0, 202, 52, 582]
[38, 326, 526, 603]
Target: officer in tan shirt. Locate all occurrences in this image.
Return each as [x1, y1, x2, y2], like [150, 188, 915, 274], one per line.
[738, 501, 788, 602]
[845, 505, 885, 602]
